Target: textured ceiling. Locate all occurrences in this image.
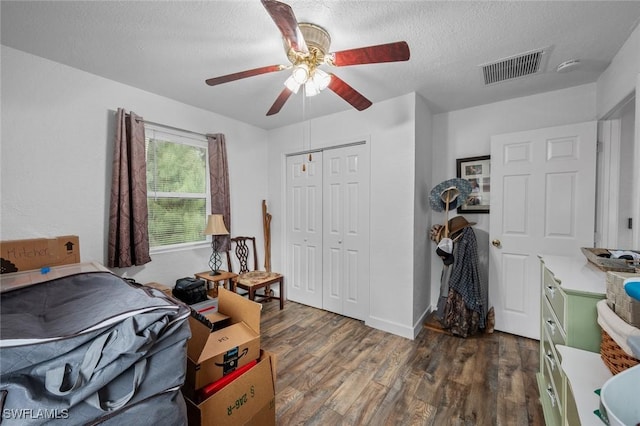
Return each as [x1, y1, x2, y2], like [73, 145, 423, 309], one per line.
[2, 1, 640, 130]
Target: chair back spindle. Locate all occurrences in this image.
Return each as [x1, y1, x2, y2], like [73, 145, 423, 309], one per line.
[224, 235, 284, 310]
[227, 236, 259, 274]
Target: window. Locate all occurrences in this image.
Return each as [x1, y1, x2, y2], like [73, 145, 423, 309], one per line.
[145, 126, 209, 250]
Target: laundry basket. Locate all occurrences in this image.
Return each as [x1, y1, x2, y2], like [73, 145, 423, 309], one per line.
[599, 364, 640, 426]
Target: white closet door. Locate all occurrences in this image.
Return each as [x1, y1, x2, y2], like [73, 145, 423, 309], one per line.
[322, 144, 370, 320]
[286, 153, 323, 309]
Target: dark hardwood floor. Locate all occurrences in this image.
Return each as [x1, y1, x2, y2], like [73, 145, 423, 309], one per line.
[260, 299, 544, 426]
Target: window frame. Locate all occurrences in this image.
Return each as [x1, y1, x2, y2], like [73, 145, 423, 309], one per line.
[144, 125, 211, 254]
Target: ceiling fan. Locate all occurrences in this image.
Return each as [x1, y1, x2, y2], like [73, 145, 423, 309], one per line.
[205, 0, 410, 116]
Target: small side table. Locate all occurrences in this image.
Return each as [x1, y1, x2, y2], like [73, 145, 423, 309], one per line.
[195, 270, 238, 297]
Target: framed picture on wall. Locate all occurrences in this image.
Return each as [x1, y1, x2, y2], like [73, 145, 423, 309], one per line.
[456, 155, 490, 214]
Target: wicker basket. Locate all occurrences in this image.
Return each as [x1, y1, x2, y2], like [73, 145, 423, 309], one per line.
[601, 329, 640, 375]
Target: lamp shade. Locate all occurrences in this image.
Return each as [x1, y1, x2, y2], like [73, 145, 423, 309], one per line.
[284, 75, 301, 93]
[291, 63, 310, 85]
[204, 214, 229, 236]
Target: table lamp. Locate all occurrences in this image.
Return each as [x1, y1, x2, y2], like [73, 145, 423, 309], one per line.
[204, 214, 229, 276]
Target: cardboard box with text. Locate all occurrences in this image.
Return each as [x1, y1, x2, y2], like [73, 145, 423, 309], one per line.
[185, 349, 276, 426]
[0, 236, 80, 274]
[186, 288, 261, 390]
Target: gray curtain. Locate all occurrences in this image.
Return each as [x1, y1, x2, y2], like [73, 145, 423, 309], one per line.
[207, 134, 231, 251]
[107, 108, 151, 268]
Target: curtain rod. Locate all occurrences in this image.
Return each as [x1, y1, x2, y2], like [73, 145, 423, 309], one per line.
[133, 117, 214, 140]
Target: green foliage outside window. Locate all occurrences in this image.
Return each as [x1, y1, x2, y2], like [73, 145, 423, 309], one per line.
[146, 137, 208, 248]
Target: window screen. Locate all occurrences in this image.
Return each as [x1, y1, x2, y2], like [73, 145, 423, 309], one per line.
[145, 128, 209, 249]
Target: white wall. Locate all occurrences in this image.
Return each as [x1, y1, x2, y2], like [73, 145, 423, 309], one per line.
[597, 23, 640, 119]
[412, 94, 433, 328]
[1, 46, 268, 285]
[267, 93, 420, 338]
[636, 73, 640, 250]
[618, 100, 636, 248]
[597, 22, 640, 250]
[428, 83, 597, 307]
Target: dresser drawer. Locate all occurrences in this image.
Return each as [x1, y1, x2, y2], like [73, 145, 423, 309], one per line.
[541, 328, 563, 393]
[543, 266, 566, 329]
[542, 297, 566, 346]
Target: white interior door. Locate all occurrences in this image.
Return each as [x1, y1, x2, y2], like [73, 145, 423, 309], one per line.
[489, 121, 596, 339]
[322, 144, 370, 320]
[286, 153, 323, 308]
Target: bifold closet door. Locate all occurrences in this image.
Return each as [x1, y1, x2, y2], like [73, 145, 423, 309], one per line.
[322, 144, 370, 321]
[286, 153, 323, 309]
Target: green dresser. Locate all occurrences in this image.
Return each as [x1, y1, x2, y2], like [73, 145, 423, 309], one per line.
[536, 254, 606, 426]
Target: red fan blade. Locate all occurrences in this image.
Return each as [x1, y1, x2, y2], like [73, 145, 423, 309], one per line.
[261, 0, 308, 53]
[205, 65, 285, 86]
[330, 41, 410, 67]
[327, 74, 372, 111]
[266, 87, 294, 116]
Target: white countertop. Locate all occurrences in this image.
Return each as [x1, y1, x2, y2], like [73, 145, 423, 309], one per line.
[557, 345, 612, 426]
[539, 253, 607, 295]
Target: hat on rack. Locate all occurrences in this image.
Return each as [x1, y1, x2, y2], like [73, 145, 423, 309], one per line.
[429, 178, 473, 212]
[436, 237, 454, 265]
[448, 215, 476, 237]
[429, 224, 445, 243]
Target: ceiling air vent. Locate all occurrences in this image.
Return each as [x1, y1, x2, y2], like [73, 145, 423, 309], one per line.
[480, 48, 547, 85]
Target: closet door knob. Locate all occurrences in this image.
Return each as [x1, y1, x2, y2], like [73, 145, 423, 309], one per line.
[492, 239, 501, 248]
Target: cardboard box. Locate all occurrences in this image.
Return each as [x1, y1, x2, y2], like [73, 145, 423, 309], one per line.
[191, 298, 219, 314]
[185, 349, 276, 426]
[0, 235, 80, 274]
[201, 311, 231, 329]
[186, 288, 261, 390]
[0, 261, 107, 293]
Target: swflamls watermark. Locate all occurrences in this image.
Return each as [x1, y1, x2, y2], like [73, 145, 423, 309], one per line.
[3, 408, 69, 420]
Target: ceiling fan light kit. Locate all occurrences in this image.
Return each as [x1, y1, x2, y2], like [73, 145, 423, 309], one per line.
[205, 0, 410, 116]
[291, 63, 310, 84]
[285, 66, 331, 96]
[284, 74, 301, 93]
[307, 69, 331, 95]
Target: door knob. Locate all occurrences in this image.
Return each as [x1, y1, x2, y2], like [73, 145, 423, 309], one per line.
[492, 239, 501, 248]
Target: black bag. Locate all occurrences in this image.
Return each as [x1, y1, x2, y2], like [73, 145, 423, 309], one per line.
[172, 277, 207, 305]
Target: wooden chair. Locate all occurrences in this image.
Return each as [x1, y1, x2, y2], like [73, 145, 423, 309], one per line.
[225, 236, 284, 310]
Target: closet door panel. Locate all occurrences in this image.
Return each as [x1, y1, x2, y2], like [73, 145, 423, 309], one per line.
[323, 143, 370, 320]
[286, 154, 323, 308]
